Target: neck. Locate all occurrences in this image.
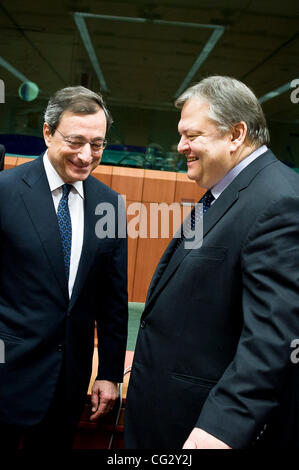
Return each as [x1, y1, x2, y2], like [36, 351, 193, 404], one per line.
[233, 142, 258, 166]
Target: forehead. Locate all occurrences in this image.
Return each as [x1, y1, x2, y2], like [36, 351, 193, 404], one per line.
[58, 109, 106, 134]
[178, 98, 213, 133]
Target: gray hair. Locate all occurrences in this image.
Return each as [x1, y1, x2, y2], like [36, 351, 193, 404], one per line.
[175, 76, 270, 146]
[44, 86, 113, 133]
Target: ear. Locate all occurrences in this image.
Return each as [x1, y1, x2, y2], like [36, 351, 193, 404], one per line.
[230, 121, 247, 152]
[43, 122, 52, 148]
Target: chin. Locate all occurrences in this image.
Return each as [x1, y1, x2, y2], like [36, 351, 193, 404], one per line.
[68, 169, 90, 182]
[187, 170, 200, 182]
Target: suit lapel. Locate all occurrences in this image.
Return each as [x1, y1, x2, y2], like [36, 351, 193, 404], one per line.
[143, 150, 278, 315]
[144, 188, 239, 314]
[145, 234, 180, 304]
[20, 156, 69, 302]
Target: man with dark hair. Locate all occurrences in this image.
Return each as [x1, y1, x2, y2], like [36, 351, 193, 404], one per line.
[125, 76, 299, 449]
[0, 86, 128, 449]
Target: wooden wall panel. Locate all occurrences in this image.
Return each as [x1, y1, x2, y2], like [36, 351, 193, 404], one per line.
[4, 156, 18, 170]
[92, 164, 112, 187]
[132, 170, 179, 301]
[16, 157, 34, 167]
[126, 200, 141, 302]
[132, 202, 172, 302]
[109, 167, 145, 301]
[111, 166, 144, 202]
[142, 169, 176, 204]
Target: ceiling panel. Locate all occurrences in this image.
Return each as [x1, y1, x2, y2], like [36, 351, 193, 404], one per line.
[0, 0, 298, 123]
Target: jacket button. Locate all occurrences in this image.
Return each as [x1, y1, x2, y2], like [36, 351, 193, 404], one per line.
[140, 320, 146, 329]
[57, 344, 63, 352]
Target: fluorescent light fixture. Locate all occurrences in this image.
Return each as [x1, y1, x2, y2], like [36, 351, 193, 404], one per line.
[175, 28, 224, 98]
[0, 56, 30, 82]
[73, 13, 225, 99]
[73, 14, 109, 92]
[258, 81, 292, 103]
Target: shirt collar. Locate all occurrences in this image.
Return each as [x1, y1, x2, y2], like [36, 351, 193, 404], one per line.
[211, 145, 268, 200]
[43, 151, 84, 199]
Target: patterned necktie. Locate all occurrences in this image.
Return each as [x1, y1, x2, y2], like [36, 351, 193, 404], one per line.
[175, 189, 215, 249]
[57, 184, 72, 279]
[191, 189, 215, 228]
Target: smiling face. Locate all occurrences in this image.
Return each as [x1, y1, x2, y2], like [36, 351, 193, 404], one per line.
[177, 98, 239, 189]
[43, 108, 107, 184]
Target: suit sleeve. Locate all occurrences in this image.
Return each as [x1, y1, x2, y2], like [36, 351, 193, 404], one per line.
[96, 195, 128, 383]
[196, 195, 299, 448]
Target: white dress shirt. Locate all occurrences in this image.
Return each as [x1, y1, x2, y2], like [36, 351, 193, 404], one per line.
[43, 151, 84, 298]
[211, 145, 268, 201]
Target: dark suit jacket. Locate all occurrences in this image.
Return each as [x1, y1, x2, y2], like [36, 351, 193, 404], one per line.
[0, 155, 128, 426]
[125, 150, 299, 449]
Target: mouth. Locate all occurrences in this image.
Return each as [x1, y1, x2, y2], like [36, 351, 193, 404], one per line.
[186, 156, 198, 163]
[69, 160, 91, 170]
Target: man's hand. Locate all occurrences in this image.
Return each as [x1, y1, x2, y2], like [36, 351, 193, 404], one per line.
[90, 380, 119, 421]
[183, 427, 231, 449]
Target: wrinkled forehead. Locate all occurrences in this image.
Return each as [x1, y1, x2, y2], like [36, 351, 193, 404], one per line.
[58, 109, 106, 132]
[59, 107, 103, 123]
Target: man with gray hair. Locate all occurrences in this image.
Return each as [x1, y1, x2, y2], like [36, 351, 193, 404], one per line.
[0, 86, 128, 449]
[125, 75, 299, 448]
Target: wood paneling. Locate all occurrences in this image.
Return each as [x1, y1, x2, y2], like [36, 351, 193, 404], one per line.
[111, 166, 144, 201]
[110, 167, 145, 301]
[16, 157, 34, 167]
[3, 156, 18, 170]
[132, 202, 171, 302]
[126, 200, 141, 301]
[142, 169, 176, 203]
[92, 164, 113, 187]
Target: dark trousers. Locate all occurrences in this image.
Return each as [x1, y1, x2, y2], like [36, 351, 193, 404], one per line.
[0, 369, 83, 450]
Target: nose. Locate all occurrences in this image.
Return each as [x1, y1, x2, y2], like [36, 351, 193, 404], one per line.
[77, 143, 93, 163]
[177, 136, 189, 154]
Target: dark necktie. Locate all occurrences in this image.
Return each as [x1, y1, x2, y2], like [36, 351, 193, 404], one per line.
[175, 189, 215, 249]
[57, 184, 72, 279]
[191, 189, 215, 227]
